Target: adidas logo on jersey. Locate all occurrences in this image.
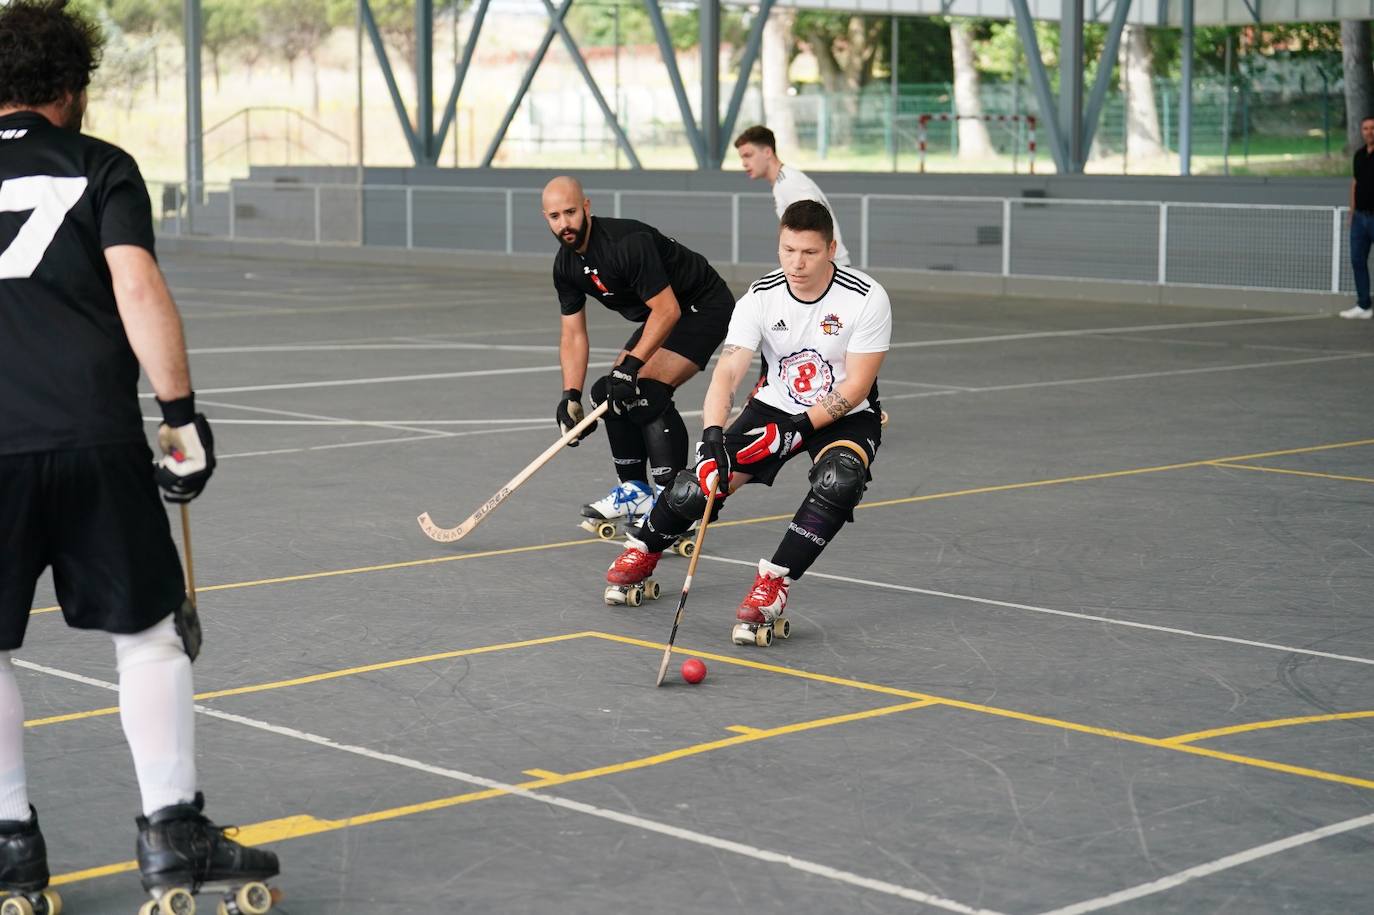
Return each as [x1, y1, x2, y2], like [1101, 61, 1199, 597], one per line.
[770, 319, 788, 332]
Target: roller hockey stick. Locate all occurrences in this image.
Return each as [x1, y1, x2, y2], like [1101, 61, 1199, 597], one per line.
[654, 478, 720, 687]
[418, 400, 610, 544]
[179, 504, 197, 609]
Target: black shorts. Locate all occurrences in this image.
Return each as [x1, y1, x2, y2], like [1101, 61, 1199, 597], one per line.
[0, 443, 186, 651]
[623, 278, 735, 370]
[726, 399, 882, 488]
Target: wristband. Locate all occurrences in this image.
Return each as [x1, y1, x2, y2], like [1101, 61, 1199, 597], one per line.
[157, 393, 196, 427]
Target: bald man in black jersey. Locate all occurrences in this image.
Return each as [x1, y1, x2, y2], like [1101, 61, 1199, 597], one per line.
[544, 176, 736, 554]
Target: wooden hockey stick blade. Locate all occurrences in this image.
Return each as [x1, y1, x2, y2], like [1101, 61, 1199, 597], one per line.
[655, 479, 719, 687]
[418, 401, 610, 544]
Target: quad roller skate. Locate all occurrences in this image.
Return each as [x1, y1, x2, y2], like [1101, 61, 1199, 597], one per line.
[136, 794, 280, 915]
[0, 809, 60, 915]
[604, 537, 663, 607]
[579, 481, 654, 541]
[731, 560, 792, 648]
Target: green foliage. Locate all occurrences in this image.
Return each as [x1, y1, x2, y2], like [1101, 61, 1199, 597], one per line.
[565, 0, 698, 50]
[886, 16, 952, 84]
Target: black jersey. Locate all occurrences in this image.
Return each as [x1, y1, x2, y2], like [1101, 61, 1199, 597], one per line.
[552, 216, 729, 321]
[0, 111, 155, 456]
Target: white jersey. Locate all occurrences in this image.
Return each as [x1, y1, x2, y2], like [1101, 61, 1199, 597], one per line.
[725, 265, 891, 416]
[772, 166, 851, 266]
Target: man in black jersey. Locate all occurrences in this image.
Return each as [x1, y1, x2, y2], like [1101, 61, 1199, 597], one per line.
[543, 175, 735, 551]
[0, 1, 277, 908]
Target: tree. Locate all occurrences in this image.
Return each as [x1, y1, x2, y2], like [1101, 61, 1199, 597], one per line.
[202, 0, 259, 92]
[793, 12, 884, 143]
[761, 7, 797, 152]
[1343, 20, 1374, 154]
[259, 0, 333, 110]
[1120, 24, 1165, 159]
[948, 18, 992, 156]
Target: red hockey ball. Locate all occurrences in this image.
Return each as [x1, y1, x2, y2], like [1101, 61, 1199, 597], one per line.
[680, 658, 707, 684]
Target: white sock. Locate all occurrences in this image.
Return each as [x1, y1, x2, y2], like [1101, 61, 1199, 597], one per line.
[0, 652, 31, 822]
[113, 617, 197, 816]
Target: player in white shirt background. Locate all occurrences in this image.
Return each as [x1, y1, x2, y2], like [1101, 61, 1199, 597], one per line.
[603, 201, 891, 647]
[733, 124, 851, 267]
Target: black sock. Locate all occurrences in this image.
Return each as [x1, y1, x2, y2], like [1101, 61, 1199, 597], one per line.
[770, 494, 846, 580]
[604, 415, 648, 484]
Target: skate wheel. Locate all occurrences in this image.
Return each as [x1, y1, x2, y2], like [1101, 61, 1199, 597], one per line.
[595, 521, 617, 540]
[731, 624, 753, 646]
[755, 626, 774, 647]
[674, 539, 695, 558]
[38, 892, 59, 915]
[234, 884, 273, 915]
[139, 902, 157, 915]
[776, 617, 790, 639]
[604, 586, 625, 606]
[161, 887, 195, 915]
[626, 586, 643, 608]
[1, 896, 34, 915]
[647, 580, 661, 600]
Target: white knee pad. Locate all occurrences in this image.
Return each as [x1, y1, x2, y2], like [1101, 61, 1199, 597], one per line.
[113, 616, 186, 673]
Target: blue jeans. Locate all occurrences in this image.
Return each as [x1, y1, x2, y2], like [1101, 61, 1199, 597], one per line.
[1351, 211, 1374, 310]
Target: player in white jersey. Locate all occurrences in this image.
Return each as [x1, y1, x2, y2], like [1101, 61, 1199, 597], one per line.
[604, 201, 890, 646]
[734, 125, 850, 266]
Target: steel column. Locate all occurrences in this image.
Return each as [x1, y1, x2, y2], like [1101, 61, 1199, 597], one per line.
[416, 0, 434, 163]
[183, 0, 203, 216]
[1180, 0, 1194, 175]
[718, 0, 776, 165]
[360, 0, 422, 162]
[1007, 0, 1069, 172]
[1059, 0, 1085, 169]
[701, 0, 721, 167]
[435, 0, 491, 157]
[644, 0, 707, 167]
[1080, 0, 1133, 163]
[481, 0, 573, 167]
[540, 0, 641, 168]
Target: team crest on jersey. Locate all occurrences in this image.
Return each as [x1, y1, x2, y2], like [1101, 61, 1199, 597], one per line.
[820, 313, 843, 335]
[584, 266, 612, 296]
[777, 348, 835, 408]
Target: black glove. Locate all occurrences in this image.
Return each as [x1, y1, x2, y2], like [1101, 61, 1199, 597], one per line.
[154, 393, 216, 503]
[735, 412, 814, 465]
[555, 388, 597, 446]
[603, 354, 644, 416]
[694, 425, 731, 495]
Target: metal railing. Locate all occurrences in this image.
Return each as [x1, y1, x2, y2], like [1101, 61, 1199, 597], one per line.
[149, 180, 1354, 296]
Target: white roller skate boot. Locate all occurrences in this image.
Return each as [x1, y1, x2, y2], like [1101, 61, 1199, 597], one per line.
[580, 480, 655, 540]
[604, 536, 664, 607]
[731, 559, 792, 647]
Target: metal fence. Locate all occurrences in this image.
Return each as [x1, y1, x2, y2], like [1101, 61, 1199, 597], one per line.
[150, 180, 1354, 296]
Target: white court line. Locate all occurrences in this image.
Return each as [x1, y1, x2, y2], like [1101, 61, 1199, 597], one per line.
[135, 361, 615, 397]
[188, 342, 622, 356]
[697, 555, 1374, 667]
[887, 314, 1327, 349]
[217, 424, 548, 459]
[14, 659, 1003, 915]
[1038, 811, 1374, 915]
[145, 416, 553, 427]
[880, 352, 1374, 403]
[196, 398, 443, 437]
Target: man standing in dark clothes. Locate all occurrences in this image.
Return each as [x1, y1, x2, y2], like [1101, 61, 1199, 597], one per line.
[544, 176, 736, 560]
[1345, 115, 1374, 320]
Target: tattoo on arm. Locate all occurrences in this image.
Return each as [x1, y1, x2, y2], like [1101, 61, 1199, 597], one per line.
[819, 391, 852, 421]
[720, 344, 744, 356]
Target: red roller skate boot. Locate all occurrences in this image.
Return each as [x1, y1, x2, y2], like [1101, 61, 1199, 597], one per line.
[604, 536, 663, 607]
[731, 559, 791, 647]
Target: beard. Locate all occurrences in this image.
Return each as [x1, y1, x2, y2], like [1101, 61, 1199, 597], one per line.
[553, 213, 589, 249]
[58, 93, 85, 131]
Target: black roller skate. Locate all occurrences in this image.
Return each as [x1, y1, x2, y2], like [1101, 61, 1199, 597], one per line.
[136, 793, 280, 915]
[0, 808, 60, 915]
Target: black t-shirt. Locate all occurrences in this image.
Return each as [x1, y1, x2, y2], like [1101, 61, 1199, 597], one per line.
[0, 111, 155, 455]
[552, 216, 726, 321]
[1355, 147, 1374, 212]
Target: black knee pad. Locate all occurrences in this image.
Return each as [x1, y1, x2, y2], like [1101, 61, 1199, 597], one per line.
[808, 444, 867, 520]
[627, 378, 673, 425]
[662, 469, 707, 521]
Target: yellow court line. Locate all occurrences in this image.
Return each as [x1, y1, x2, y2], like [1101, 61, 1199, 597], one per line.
[23, 632, 597, 730]
[522, 769, 563, 779]
[1164, 710, 1374, 746]
[1210, 462, 1374, 486]
[27, 437, 1374, 616]
[51, 699, 937, 887]
[725, 725, 764, 735]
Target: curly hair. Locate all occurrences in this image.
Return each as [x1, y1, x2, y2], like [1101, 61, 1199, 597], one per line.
[0, 0, 104, 110]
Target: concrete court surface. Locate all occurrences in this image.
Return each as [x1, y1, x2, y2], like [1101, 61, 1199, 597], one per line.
[14, 251, 1374, 914]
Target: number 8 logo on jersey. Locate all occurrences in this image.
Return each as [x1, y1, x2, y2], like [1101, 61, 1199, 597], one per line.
[777, 348, 834, 407]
